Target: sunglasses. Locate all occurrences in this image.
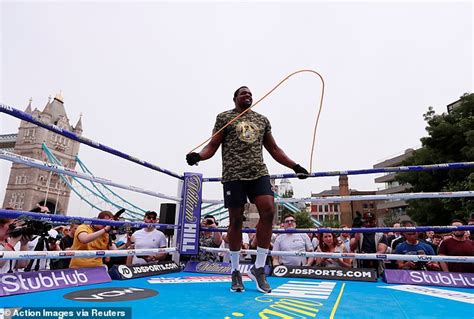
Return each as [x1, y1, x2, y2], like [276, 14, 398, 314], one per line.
[284, 219, 296, 224]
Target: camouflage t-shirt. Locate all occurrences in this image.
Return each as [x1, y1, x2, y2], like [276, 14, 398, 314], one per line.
[213, 109, 271, 182]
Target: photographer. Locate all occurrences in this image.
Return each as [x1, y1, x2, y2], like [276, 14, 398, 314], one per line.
[69, 210, 116, 269]
[194, 215, 222, 262]
[0, 215, 32, 273]
[126, 211, 166, 265]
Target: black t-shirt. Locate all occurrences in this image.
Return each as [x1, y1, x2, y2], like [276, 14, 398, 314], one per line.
[361, 233, 388, 253]
[59, 236, 74, 250]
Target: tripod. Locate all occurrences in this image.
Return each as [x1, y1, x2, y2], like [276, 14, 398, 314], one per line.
[24, 233, 50, 272]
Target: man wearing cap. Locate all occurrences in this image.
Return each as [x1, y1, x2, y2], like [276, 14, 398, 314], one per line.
[350, 212, 388, 274]
[70, 210, 116, 268]
[127, 211, 167, 265]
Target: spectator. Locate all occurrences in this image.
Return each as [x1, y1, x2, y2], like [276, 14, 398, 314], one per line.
[69, 210, 116, 268]
[315, 232, 352, 268]
[350, 212, 387, 274]
[127, 211, 167, 265]
[468, 219, 474, 240]
[425, 230, 434, 243]
[430, 234, 443, 253]
[387, 223, 401, 250]
[395, 231, 440, 271]
[55, 222, 80, 269]
[0, 214, 31, 273]
[272, 214, 313, 267]
[438, 219, 474, 273]
[391, 220, 415, 252]
[308, 232, 319, 251]
[194, 215, 222, 262]
[338, 225, 351, 253]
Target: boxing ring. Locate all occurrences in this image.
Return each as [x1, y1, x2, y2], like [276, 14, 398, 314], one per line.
[1, 103, 474, 319]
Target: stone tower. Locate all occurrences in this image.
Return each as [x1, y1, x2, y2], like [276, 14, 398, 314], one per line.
[2, 93, 83, 214]
[338, 175, 352, 226]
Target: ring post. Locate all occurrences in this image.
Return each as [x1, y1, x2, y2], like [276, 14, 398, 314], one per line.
[177, 173, 203, 257]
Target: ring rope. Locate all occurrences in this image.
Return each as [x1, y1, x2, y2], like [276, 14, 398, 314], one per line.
[0, 248, 177, 261]
[0, 209, 180, 230]
[0, 103, 183, 180]
[202, 190, 474, 204]
[189, 69, 325, 173]
[200, 225, 474, 234]
[202, 162, 474, 182]
[0, 150, 182, 203]
[201, 247, 474, 263]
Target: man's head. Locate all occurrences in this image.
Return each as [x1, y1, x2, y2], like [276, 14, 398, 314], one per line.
[451, 219, 466, 239]
[144, 211, 158, 223]
[362, 212, 377, 228]
[202, 215, 217, 226]
[282, 213, 296, 230]
[233, 86, 252, 109]
[404, 231, 419, 244]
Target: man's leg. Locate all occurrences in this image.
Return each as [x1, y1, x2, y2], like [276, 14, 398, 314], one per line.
[248, 194, 274, 293]
[228, 207, 245, 292]
[228, 207, 244, 269]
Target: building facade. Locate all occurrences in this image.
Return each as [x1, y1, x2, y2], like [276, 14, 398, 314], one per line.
[311, 175, 382, 226]
[2, 94, 82, 214]
[373, 148, 414, 222]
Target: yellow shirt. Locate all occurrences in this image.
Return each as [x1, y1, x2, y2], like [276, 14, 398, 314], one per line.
[69, 224, 109, 268]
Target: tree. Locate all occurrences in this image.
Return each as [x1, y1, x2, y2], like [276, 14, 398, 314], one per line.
[294, 211, 316, 228]
[397, 93, 474, 225]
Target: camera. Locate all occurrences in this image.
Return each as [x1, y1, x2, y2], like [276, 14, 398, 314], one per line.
[7, 218, 53, 238]
[205, 219, 214, 225]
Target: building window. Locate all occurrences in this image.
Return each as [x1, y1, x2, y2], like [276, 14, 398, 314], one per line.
[324, 205, 329, 212]
[334, 204, 339, 212]
[318, 205, 322, 212]
[363, 203, 368, 209]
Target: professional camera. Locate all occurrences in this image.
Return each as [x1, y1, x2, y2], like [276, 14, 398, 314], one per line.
[7, 218, 53, 238]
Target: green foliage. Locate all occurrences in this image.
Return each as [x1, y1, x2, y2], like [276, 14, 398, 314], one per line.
[396, 93, 474, 225]
[294, 211, 315, 228]
[322, 216, 340, 228]
[383, 214, 400, 227]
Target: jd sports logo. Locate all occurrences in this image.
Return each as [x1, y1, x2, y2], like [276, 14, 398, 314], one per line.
[273, 265, 288, 277]
[64, 287, 158, 302]
[118, 265, 133, 279]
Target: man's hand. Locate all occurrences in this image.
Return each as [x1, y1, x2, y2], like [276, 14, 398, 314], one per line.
[186, 152, 201, 166]
[293, 164, 310, 179]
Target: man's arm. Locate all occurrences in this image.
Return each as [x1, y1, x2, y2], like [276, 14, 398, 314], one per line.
[263, 132, 297, 168]
[186, 130, 223, 165]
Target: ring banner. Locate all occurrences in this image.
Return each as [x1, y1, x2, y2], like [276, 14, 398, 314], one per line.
[184, 261, 271, 275]
[383, 269, 474, 288]
[272, 265, 378, 282]
[177, 173, 203, 255]
[109, 261, 181, 280]
[0, 267, 111, 297]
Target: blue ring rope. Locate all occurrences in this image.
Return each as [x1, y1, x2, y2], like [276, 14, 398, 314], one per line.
[0, 103, 182, 180]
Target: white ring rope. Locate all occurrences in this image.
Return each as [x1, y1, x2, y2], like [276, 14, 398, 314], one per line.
[0, 150, 182, 202]
[201, 247, 474, 263]
[202, 191, 474, 204]
[0, 248, 177, 260]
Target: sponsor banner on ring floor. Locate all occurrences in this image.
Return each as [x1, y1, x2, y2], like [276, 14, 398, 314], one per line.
[0, 267, 111, 297]
[272, 265, 378, 282]
[184, 261, 271, 275]
[109, 261, 181, 280]
[384, 269, 474, 288]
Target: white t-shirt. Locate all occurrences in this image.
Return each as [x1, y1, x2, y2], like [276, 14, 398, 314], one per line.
[132, 228, 167, 264]
[273, 233, 313, 266]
